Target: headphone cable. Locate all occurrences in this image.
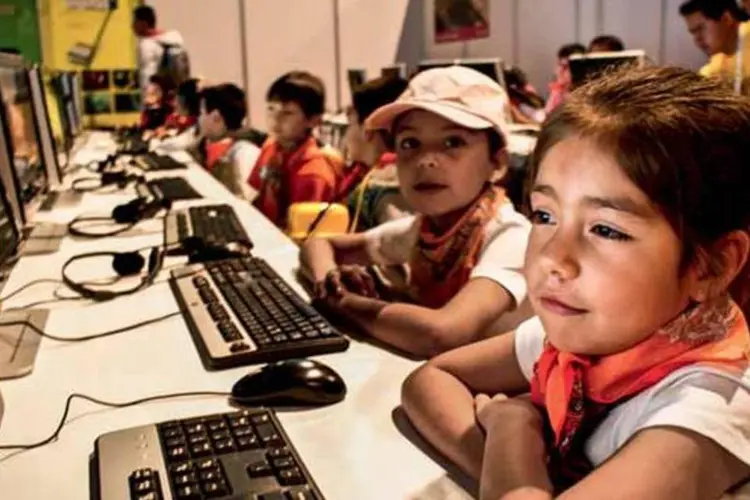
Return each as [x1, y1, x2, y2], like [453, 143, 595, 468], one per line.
[0, 310, 181, 342]
[0, 391, 231, 451]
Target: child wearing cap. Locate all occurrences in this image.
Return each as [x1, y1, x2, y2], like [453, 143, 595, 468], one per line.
[300, 66, 532, 358]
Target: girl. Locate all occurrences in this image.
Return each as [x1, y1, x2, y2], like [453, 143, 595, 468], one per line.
[401, 65, 750, 499]
[300, 66, 532, 358]
[140, 74, 174, 134]
[158, 78, 202, 150]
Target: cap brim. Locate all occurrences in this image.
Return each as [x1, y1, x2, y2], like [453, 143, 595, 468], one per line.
[365, 100, 495, 133]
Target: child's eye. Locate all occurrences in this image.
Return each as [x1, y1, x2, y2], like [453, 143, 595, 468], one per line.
[444, 136, 466, 149]
[529, 209, 555, 225]
[590, 224, 632, 241]
[397, 137, 419, 151]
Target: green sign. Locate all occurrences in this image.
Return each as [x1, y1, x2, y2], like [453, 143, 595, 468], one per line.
[0, 0, 42, 63]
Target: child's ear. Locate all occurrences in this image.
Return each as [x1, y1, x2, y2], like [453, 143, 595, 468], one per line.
[491, 148, 509, 180]
[689, 231, 750, 302]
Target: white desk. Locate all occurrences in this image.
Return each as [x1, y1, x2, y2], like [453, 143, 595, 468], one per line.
[0, 136, 472, 500]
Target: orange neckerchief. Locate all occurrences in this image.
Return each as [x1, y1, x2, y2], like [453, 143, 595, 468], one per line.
[409, 184, 504, 308]
[204, 138, 233, 172]
[530, 296, 750, 491]
[251, 136, 324, 227]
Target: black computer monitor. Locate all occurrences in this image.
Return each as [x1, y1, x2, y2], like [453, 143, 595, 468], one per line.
[0, 53, 47, 213]
[569, 50, 648, 88]
[347, 68, 367, 96]
[28, 66, 63, 187]
[381, 63, 407, 80]
[0, 99, 23, 239]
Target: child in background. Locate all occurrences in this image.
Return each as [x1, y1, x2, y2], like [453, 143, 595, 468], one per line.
[546, 43, 586, 114]
[156, 78, 201, 149]
[247, 71, 344, 229]
[198, 83, 259, 199]
[140, 74, 174, 133]
[401, 66, 750, 499]
[300, 67, 531, 358]
[588, 34, 625, 52]
[342, 75, 411, 230]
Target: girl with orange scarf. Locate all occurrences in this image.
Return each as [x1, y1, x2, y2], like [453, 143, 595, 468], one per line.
[300, 66, 532, 358]
[401, 66, 750, 499]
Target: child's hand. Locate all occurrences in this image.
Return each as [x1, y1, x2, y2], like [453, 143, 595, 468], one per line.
[475, 394, 542, 432]
[316, 265, 380, 299]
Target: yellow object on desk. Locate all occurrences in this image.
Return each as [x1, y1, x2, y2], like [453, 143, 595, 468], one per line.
[287, 202, 350, 242]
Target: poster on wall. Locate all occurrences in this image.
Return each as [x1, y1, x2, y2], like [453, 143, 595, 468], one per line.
[435, 0, 489, 44]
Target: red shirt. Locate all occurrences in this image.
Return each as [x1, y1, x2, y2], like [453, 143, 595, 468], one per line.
[164, 112, 196, 132]
[248, 136, 343, 228]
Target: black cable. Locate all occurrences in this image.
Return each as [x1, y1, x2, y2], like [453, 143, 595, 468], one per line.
[0, 311, 181, 342]
[67, 215, 140, 238]
[0, 279, 63, 303]
[0, 391, 231, 451]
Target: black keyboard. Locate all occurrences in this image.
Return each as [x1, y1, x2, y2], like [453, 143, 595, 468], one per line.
[120, 137, 150, 155]
[170, 256, 349, 369]
[93, 408, 324, 499]
[148, 177, 202, 201]
[164, 204, 251, 249]
[137, 153, 187, 171]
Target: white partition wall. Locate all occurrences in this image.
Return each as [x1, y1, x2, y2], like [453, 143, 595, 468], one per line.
[423, 0, 710, 95]
[145, 0, 246, 88]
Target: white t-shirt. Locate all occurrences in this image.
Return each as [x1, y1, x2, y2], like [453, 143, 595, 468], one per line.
[363, 201, 532, 330]
[514, 316, 750, 496]
[212, 140, 260, 201]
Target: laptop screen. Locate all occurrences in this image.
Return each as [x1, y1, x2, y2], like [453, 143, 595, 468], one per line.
[570, 50, 646, 88]
[28, 66, 62, 187]
[0, 108, 20, 264]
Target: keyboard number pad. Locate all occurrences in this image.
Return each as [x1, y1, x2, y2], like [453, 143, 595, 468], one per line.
[128, 467, 164, 500]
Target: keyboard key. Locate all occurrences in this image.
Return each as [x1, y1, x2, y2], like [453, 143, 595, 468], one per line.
[195, 458, 219, 471]
[190, 442, 212, 457]
[256, 423, 282, 445]
[213, 438, 235, 453]
[236, 435, 261, 450]
[267, 447, 291, 459]
[199, 469, 221, 482]
[251, 413, 270, 425]
[173, 473, 197, 486]
[272, 457, 295, 469]
[229, 415, 250, 428]
[206, 419, 227, 432]
[201, 481, 228, 498]
[167, 446, 188, 461]
[170, 462, 193, 475]
[278, 467, 305, 486]
[185, 423, 206, 435]
[233, 426, 254, 437]
[246, 461, 272, 477]
[175, 484, 201, 499]
[285, 489, 317, 500]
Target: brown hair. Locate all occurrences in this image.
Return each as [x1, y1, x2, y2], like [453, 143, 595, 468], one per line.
[527, 65, 750, 312]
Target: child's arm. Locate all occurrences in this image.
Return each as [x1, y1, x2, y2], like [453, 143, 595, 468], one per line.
[336, 278, 515, 357]
[476, 395, 552, 500]
[299, 233, 373, 284]
[401, 332, 531, 479]
[558, 428, 748, 500]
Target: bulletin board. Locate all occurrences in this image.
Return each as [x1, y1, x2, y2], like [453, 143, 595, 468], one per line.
[38, 0, 141, 128]
[0, 0, 42, 62]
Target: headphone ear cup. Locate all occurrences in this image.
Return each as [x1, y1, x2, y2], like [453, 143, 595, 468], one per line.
[112, 197, 144, 223]
[112, 251, 146, 276]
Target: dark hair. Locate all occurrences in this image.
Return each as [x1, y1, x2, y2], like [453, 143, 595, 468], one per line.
[679, 0, 746, 21]
[200, 83, 247, 130]
[177, 78, 200, 117]
[588, 35, 625, 52]
[148, 74, 175, 106]
[352, 75, 408, 124]
[133, 6, 156, 28]
[529, 65, 750, 310]
[558, 43, 586, 60]
[266, 71, 325, 118]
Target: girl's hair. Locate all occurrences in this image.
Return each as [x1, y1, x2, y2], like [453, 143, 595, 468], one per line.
[527, 65, 750, 312]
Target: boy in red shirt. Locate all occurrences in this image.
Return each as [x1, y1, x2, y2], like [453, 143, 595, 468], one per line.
[248, 71, 343, 229]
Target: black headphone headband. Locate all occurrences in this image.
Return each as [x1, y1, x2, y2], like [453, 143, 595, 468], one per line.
[61, 247, 163, 302]
[67, 195, 171, 238]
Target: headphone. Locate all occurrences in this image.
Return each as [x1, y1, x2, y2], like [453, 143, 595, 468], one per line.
[61, 246, 164, 302]
[67, 195, 172, 238]
[71, 170, 143, 193]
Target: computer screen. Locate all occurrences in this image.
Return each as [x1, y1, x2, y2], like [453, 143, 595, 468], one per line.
[0, 104, 22, 258]
[570, 50, 647, 88]
[0, 54, 46, 207]
[28, 66, 62, 187]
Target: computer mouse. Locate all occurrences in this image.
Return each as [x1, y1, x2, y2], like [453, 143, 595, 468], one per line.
[231, 358, 346, 407]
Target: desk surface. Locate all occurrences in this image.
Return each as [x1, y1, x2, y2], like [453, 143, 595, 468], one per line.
[0, 135, 473, 500]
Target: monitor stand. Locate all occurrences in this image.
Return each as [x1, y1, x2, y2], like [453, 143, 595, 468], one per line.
[0, 308, 48, 380]
[21, 223, 66, 255]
